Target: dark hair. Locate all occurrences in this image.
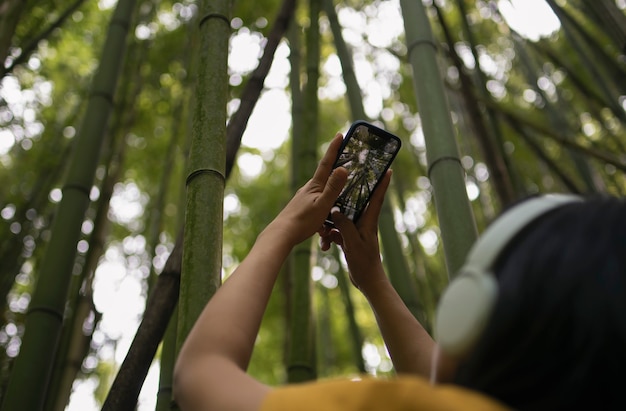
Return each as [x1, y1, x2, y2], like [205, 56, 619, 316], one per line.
[454, 196, 626, 410]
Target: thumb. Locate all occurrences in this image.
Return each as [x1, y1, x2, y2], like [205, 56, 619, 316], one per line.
[331, 208, 359, 242]
[322, 167, 348, 204]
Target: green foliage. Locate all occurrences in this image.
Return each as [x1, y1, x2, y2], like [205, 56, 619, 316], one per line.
[0, 0, 625, 408]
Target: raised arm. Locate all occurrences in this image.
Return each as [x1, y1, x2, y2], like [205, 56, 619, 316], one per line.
[173, 134, 348, 411]
[320, 171, 435, 377]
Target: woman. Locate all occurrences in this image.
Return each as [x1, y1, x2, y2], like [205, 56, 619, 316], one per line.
[173, 133, 626, 410]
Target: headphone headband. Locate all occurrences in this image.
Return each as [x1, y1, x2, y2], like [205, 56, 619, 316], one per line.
[435, 194, 583, 357]
[464, 194, 583, 273]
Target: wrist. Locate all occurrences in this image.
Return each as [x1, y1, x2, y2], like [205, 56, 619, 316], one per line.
[354, 267, 391, 298]
[258, 220, 300, 250]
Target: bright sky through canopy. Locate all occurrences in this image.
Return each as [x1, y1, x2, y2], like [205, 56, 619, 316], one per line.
[498, 0, 561, 41]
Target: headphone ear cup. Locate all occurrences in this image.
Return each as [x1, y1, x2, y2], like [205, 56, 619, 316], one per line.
[435, 268, 498, 358]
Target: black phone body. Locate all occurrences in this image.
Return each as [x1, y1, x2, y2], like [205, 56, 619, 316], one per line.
[326, 121, 401, 225]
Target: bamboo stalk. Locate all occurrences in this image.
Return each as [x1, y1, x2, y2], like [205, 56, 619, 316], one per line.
[332, 247, 366, 373]
[176, 0, 231, 351]
[326, 0, 428, 326]
[0, 0, 137, 409]
[436, 1, 518, 206]
[286, 0, 321, 383]
[398, 0, 477, 276]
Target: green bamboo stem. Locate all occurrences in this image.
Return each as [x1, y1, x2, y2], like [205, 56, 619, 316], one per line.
[0, 0, 136, 408]
[332, 247, 366, 373]
[286, 0, 321, 383]
[379, 195, 428, 326]
[176, 0, 231, 352]
[326, 0, 426, 322]
[316, 283, 334, 377]
[399, 0, 477, 276]
[442, 0, 518, 206]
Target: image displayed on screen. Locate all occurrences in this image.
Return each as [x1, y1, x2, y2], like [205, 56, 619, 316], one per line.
[333, 124, 400, 221]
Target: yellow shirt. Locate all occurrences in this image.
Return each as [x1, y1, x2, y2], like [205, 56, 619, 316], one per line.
[261, 376, 510, 411]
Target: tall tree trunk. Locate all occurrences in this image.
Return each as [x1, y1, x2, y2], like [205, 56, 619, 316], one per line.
[332, 247, 366, 373]
[326, 0, 427, 326]
[0, 0, 136, 408]
[99, 0, 297, 404]
[316, 282, 334, 377]
[45, 6, 153, 403]
[286, 0, 320, 383]
[437, 1, 518, 207]
[175, 0, 231, 352]
[399, 0, 477, 277]
[0, 126, 74, 320]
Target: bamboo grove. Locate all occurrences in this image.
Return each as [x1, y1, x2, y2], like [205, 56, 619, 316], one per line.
[0, 0, 624, 409]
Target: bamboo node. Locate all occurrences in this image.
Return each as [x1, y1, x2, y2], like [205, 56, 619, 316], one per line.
[199, 13, 230, 28]
[27, 305, 64, 322]
[427, 156, 462, 179]
[407, 39, 438, 58]
[186, 168, 226, 186]
[62, 182, 92, 197]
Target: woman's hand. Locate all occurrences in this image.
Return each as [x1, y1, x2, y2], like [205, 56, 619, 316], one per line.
[318, 170, 436, 376]
[319, 170, 392, 294]
[265, 133, 348, 246]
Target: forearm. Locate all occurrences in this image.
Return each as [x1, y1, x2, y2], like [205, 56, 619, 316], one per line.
[173, 134, 348, 411]
[362, 278, 434, 377]
[176, 224, 293, 371]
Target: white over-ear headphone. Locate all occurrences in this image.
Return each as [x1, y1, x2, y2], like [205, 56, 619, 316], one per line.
[435, 194, 582, 357]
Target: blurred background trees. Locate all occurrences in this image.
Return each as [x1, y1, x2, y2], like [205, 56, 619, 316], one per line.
[0, 0, 624, 409]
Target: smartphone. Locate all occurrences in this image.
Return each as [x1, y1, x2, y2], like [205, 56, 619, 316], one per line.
[326, 120, 401, 225]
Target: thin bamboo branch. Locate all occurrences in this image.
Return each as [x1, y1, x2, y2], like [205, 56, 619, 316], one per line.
[545, 0, 626, 120]
[0, 0, 26, 77]
[3, 0, 88, 76]
[509, 30, 600, 193]
[101, 231, 183, 411]
[493, 102, 626, 173]
[225, 0, 297, 176]
[513, 123, 583, 194]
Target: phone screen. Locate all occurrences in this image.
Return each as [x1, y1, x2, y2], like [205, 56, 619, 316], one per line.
[327, 121, 401, 224]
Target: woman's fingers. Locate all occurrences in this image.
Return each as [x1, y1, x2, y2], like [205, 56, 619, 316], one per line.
[311, 133, 343, 187]
[358, 170, 392, 230]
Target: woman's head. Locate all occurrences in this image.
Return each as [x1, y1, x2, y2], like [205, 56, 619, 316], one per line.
[452, 196, 626, 410]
